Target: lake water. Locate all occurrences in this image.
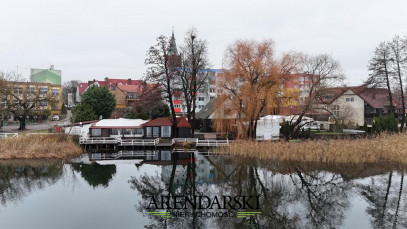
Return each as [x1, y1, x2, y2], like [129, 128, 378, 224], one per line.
[0, 150, 406, 229]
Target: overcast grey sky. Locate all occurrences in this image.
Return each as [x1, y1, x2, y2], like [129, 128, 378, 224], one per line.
[0, 0, 406, 85]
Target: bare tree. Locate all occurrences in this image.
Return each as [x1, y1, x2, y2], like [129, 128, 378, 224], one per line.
[177, 28, 210, 135]
[389, 35, 407, 132]
[145, 35, 179, 137]
[0, 71, 57, 130]
[62, 80, 80, 105]
[366, 42, 395, 115]
[289, 54, 345, 138]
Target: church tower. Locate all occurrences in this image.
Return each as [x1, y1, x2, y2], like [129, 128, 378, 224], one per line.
[167, 29, 181, 68]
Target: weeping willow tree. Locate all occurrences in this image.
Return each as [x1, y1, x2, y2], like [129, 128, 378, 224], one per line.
[213, 40, 299, 139]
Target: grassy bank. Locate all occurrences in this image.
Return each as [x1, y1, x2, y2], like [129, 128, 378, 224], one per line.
[0, 134, 83, 159]
[216, 133, 407, 164]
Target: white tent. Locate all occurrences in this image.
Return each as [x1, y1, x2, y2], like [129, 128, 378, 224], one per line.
[256, 115, 282, 140]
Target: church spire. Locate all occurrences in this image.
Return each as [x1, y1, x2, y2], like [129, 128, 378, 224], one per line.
[168, 28, 178, 56]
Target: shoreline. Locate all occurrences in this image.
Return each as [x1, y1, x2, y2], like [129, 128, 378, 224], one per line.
[215, 133, 407, 165]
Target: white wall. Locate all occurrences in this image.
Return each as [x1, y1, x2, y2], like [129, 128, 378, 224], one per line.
[331, 89, 365, 126]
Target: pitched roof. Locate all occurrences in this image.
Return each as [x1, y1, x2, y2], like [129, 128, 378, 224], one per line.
[90, 118, 148, 129]
[143, 117, 191, 128]
[117, 84, 142, 93]
[78, 83, 89, 95]
[196, 98, 217, 119]
[105, 79, 142, 86]
[350, 87, 402, 109]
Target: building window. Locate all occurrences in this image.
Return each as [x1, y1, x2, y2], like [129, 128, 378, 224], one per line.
[161, 126, 171, 138]
[210, 96, 215, 100]
[39, 87, 48, 95]
[27, 87, 35, 95]
[305, 76, 309, 81]
[346, 97, 354, 102]
[299, 77, 304, 82]
[127, 93, 137, 99]
[51, 89, 59, 96]
[92, 129, 101, 136]
[123, 129, 132, 135]
[146, 127, 152, 137]
[153, 127, 159, 138]
[332, 105, 340, 116]
[39, 100, 47, 107]
[210, 88, 215, 93]
[294, 85, 298, 89]
[111, 129, 120, 135]
[135, 128, 143, 135]
[199, 89, 205, 93]
[13, 87, 22, 94]
[198, 97, 204, 101]
[198, 105, 204, 109]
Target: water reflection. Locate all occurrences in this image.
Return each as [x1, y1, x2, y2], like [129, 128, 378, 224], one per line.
[0, 151, 406, 228]
[126, 150, 407, 229]
[71, 163, 116, 188]
[0, 160, 63, 207]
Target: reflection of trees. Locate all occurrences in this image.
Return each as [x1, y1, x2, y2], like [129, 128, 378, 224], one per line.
[357, 171, 407, 228]
[289, 167, 351, 228]
[72, 163, 116, 188]
[129, 152, 406, 229]
[130, 152, 208, 229]
[0, 161, 63, 207]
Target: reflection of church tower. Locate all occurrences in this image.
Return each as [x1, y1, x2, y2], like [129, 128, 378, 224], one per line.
[167, 30, 181, 68]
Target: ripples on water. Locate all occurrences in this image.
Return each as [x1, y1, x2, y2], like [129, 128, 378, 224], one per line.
[0, 150, 406, 229]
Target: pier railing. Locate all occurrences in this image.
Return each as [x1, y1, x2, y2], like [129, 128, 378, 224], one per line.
[118, 138, 159, 146]
[79, 137, 120, 144]
[0, 133, 18, 139]
[196, 138, 229, 147]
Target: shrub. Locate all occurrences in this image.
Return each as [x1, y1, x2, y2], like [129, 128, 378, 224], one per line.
[71, 103, 98, 123]
[372, 115, 398, 134]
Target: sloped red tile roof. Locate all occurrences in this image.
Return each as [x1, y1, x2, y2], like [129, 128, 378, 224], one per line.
[350, 86, 402, 109]
[106, 79, 142, 86]
[143, 117, 191, 128]
[78, 83, 89, 95]
[176, 117, 191, 128]
[117, 84, 142, 93]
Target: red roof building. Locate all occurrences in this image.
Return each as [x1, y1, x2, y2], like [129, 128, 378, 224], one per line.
[143, 117, 191, 138]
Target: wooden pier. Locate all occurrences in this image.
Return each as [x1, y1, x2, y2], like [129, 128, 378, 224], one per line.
[79, 137, 229, 149]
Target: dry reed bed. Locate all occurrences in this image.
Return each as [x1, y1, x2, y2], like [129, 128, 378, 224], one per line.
[0, 134, 83, 159]
[217, 133, 407, 164]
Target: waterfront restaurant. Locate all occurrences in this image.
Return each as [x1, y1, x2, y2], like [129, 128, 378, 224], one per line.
[89, 118, 148, 138]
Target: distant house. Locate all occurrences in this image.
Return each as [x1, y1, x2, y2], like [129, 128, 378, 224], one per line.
[76, 78, 158, 107]
[89, 118, 148, 138]
[196, 98, 218, 132]
[316, 86, 403, 126]
[143, 117, 191, 138]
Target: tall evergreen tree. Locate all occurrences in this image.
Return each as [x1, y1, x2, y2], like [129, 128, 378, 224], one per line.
[366, 42, 395, 115]
[81, 85, 116, 119]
